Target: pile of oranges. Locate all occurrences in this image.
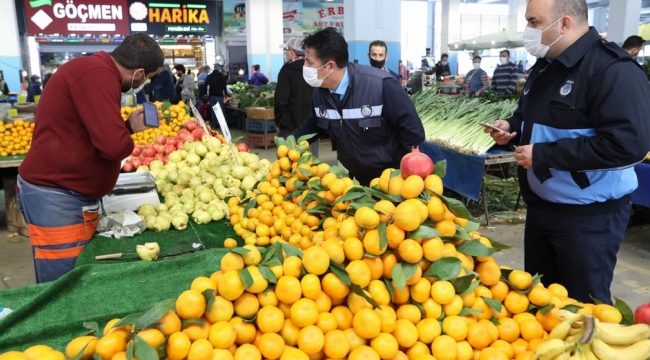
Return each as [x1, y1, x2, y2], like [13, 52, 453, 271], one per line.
[121, 101, 194, 146]
[0, 119, 35, 156]
[0, 137, 628, 360]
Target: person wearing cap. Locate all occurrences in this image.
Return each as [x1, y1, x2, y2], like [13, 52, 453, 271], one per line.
[275, 37, 319, 157]
[27, 75, 42, 103]
[203, 63, 229, 129]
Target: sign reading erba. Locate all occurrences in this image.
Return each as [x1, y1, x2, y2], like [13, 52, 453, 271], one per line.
[24, 0, 130, 35]
[128, 0, 218, 36]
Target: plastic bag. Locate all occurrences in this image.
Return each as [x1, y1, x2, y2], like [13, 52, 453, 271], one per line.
[96, 210, 147, 239]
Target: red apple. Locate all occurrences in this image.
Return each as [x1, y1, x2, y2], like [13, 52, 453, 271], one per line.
[164, 145, 176, 155]
[184, 120, 198, 131]
[154, 153, 164, 161]
[155, 134, 167, 145]
[635, 302, 650, 324]
[191, 128, 205, 140]
[143, 147, 156, 158]
[122, 161, 135, 172]
[167, 137, 178, 146]
[153, 144, 165, 154]
[237, 143, 249, 152]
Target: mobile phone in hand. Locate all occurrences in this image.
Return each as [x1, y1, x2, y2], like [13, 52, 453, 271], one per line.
[143, 103, 159, 128]
[478, 122, 505, 132]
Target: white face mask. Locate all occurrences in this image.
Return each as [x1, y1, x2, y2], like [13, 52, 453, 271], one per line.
[303, 63, 330, 88]
[441, 60, 448, 66]
[499, 57, 508, 65]
[473, 63, 481, 70]
[123, 69, 145, 95]
[523, 17, 563, 58]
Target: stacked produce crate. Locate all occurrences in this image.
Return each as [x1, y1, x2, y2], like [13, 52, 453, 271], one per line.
[245, 105, 276, 149]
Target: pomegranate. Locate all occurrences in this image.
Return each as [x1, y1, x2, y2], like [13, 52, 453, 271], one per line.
[237, 143, 249, 152]
[191, 128, 205, 140]
[153, 153, 164, 162]
[184, 120, 199, 131]
[131, 158, 142, 168]
[143, 147, 156, 158]
[400, 146, 434, 179]
[122, 161, 135, 172]
[142, 159, 151, 167]
[164, 145, 176, 155]
[131, 147, 141, 157]
[162, 155, 169, 165]
[167, 137, 178, 146]
[155, 134, 166, 145]
[176, 141, 184, 150]
[635, 301, 650, 324]
[145, 143, 153, 149]
[153, 144, 165, 154]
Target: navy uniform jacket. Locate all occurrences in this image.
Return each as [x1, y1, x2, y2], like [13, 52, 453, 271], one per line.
[507, 27, 650, 214]
[293, 63, 425, 185]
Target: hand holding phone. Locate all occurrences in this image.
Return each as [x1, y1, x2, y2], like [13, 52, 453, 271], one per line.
[143, 103, 159, 128]
[478, 122, 506, 132]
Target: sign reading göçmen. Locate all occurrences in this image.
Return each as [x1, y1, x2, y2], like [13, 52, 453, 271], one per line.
[128, 0, 218, 36]
[24, 0, 130, 35]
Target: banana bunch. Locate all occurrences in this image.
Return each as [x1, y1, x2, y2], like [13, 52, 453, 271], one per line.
[136, 242, 160, 261]
[532, 310, 650, 360]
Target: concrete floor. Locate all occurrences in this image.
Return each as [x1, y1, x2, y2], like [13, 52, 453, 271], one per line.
[1, 129, 648, 314]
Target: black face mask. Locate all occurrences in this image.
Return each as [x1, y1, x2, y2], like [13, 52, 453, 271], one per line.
[370, 58, 385, 69]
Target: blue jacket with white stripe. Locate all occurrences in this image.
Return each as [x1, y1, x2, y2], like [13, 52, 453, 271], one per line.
[507, 27, 650, 214]
[293, 63, 425, 185]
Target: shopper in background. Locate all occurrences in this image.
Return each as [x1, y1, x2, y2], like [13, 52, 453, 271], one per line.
[462, 56, 489, 97]
[17, 33, 164, 283]
[250, 65, 269, 86]
[275, 37, 318, 157]
[622, 35, 645, 57]
[26, 75, 42, 103]
[204, 63, 228, 129]
[197, 65, 210, 100]
[367, 40, 400, 80]
[292, 27, 425, 185]
[151, 64, 175, 102]
[435, 54, 451, 80]
[0, 75, 9, 96]
[42, 73, 53, 89]
[517, 60, 525, 73]
[490, 49, 519, 95]
[485, 0, 650, 304]
[174, 64, 196, 104]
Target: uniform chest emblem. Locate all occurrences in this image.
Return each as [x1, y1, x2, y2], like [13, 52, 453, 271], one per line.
[318, 105, 328, 118]
[560, 80, 574, 97]
[361, 105, 373, 117]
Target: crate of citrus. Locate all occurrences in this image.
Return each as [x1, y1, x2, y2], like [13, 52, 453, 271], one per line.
[0, 119, 34, 156]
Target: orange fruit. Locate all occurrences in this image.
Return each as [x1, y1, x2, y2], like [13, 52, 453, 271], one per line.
[434, 219, 456, 237]
[220, 253, 245, 272]
[374, 200, 395, 223]
[466, 322, 491, 350]
[175, 289, 207, 320]
[496, 318, 520, 342]
[290, 298, 320, 327]
[370, 333, 399, 359]
[346, 260, 372, 288]
[302, 246, 330, 275]
[348, 346, 380, 360]
[478, 347, 509, 360]
[410, 278, 432, 303]
[191, 276, 217, 294]
[491, 339, 514, 359]
[316, 312, 338, 334]
[300, 274, 322, 300]
[234, 292, 260, 319]
[592, 304, 623, 324]
[323, 329, 351, 359]
[442, 315, 469, 341]
[230, 317, 257, 345]
[422, 237, 444, 262]
[490, 281, 509, 302]
[233, 344, 261, 360]
[33, 351, 64, 360]
[258, 333, 285, 360]
[536, 308, 560, 332]
[424, 174, 443, 194]
[431, 335, 458, 360]
[392, 319, 419, 348]
[276, 276, 302, 304]
[353, 308, 382, 339]
[527, 286, 552, 307]
[181, 317, 211, 341]
[508, 270, 533, 291]
[398, 239, 423, 264]
[393, 201, 421, 231]
[157, 311, 182, 336]
[212, 349, 234, 360]
[431, 280, 455, 305]
[136, 328, 165, 350]
[475, 259, 501, 286]
[283, 256, 302, 278]
[208, 321, 237, 349]
[65, 336, 98, 360]
[427, 196, 446, 222]
[362, 229, 387, 256]
[504, 291, 530, 315]
[332, 305, 354, 330]
[547, 283, 569, 298]
[279, 347, 309, 360]
[95, 334, 127, 360]
[375, 305, 397, 333]
[297, 325, 325, 355]
[355, 207, 380, 229]
[415, 318, 442, 344]
[519, 319, 544, 341]
[24, 346, 53, 360]
[400, 175, 425, 199]
[511, 338, 529, 358]
[206, 296, 234, 323]
[166, 332, 191, 360]
[257, 306, 285, 333]
[344, 237, 364, 261]
[322, 273, 350, 299]
[218, 271, 246, 301]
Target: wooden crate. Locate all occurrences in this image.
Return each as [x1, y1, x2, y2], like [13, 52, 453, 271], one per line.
[4, 176, 30, 237]
[246, 133, 276, 150]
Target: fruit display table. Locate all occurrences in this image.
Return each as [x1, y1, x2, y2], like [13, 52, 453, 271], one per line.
[75, 219, 238, 267]
[631, 162, 650, 207]
[420, 142, 518, 224]
[0, 248, 230, 353]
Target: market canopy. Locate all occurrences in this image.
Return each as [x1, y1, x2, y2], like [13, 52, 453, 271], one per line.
[450, 30, 524, 51]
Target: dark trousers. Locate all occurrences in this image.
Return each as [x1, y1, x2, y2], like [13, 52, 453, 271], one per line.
[524, 202, 631, 304]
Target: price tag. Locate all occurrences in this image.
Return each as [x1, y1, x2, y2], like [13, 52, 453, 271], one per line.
[212, 102, 232, 143]
[34, 95, 41, 105]
[8, 109, 18, 117]
[17, 95, 27, 104]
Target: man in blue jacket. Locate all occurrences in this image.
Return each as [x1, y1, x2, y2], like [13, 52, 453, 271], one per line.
[485, 0, 650, 304]
[150, 64, 176, 102]
[292, 27, 425, 185]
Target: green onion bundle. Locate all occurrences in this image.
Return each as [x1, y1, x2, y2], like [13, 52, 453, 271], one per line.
[412, 91, 518, 155]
